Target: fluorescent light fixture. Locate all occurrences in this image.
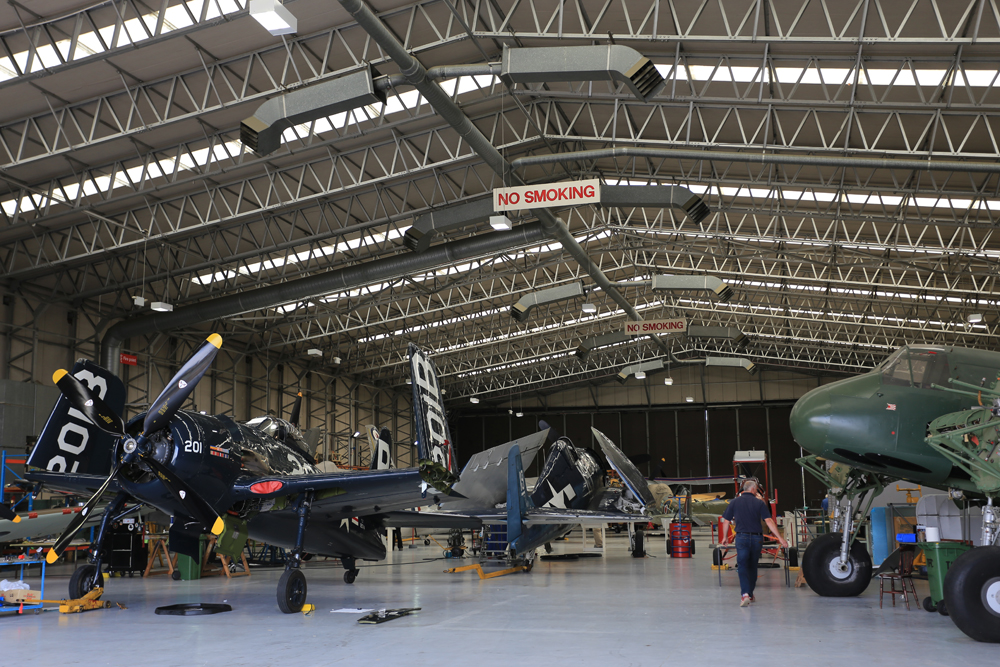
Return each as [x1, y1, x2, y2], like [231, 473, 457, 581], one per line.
[150, 301, 173, 312]
[634, 370, 646, 380]
[490, 215, 513, 231]
[969, 313, 984, 323]
[516, 412, 524, 418]
[582, 302, 597, 313]
[307, 348, 323, 357]
[250, 0, 297, 36]
[685, 396, 694, 403]
[664, 377, 674, 386]
[132, 295, 145, 307]
[470, 397, 480, 404]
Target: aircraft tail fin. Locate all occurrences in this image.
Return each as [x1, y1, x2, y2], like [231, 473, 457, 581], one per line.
[505, 444, 533, 554]
[408, 344, 457, 472]
[26, 360, 126, 476]
[367, 426, 394, 470]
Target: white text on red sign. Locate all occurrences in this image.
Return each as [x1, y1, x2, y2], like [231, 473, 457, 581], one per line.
[493, 179, 601, 212]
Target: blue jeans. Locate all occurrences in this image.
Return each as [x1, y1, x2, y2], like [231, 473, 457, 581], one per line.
[735, 533, 763, 597]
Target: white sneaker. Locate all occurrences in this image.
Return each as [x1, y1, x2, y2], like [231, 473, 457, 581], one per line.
[740, 595, 751, 607]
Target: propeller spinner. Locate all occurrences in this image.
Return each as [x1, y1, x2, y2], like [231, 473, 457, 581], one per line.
[45, 334, 226, 564]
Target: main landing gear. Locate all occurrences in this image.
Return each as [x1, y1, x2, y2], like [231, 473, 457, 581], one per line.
[277, 491, 313, 614]
[942, 500, 1000, 643]
[69, 491, 130, 599]
[797, 456, 891, 598]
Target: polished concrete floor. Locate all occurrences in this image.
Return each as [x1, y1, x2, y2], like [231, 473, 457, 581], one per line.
[1, 530, 989, 666]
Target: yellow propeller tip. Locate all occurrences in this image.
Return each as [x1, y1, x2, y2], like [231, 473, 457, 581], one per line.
[12, 515, 21, 523]
[53, 369, 68, 384]
[207, 333, 223, 349]
[211, 517, 225, 535]
[46, 550, 59, 564]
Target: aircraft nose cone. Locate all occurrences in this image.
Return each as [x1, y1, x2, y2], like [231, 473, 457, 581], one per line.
[790, 388, 831, 455]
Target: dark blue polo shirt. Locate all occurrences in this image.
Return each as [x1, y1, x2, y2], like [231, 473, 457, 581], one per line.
[721, 492, 771, 534]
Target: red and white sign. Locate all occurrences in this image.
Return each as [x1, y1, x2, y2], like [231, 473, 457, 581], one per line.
[493, 179, 601, 212]
[120, 353, 137, 366]
[625, 319, 687, 334]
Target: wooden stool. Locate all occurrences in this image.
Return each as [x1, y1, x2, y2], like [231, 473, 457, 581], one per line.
[201, 536, 251, 579]
[143, 538, 178, 577]
[879, 545, 918, 610]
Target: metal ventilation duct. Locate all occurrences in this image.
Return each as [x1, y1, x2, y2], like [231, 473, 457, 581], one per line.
[575, 330, 633, 360]
[616, 359, 664, 383]
[705, 356, 758, 375]
[501, 45, 665, 102]
[651, 275, 733, 301]
[404, 198, 493, 253]
[241, 66, 386, 155]
[510, 282, 585, 322]
[687, 325, 748, 348]
[100, 223, 547, 373]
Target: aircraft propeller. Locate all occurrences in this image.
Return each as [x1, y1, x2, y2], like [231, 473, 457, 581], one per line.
[45, 334, 226, 564]
[0, 503, 20, 523]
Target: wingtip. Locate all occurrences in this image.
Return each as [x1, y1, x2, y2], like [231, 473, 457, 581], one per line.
[53, 369, 68, 384]
[46, 549, 59, 564]
[211, 516, 225, 535]
[207, 333, 223, 349]
[12, 514, 21, 523]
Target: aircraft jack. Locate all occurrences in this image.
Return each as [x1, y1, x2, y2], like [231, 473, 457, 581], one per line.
[444, 563, 530, 579]
[33, 587, 117, 614]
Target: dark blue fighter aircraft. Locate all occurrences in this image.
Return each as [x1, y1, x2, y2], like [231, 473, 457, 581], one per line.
[26, 335, 462, 613]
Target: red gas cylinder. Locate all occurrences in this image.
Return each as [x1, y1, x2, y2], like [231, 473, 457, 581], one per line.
[669, 521, 693, 558]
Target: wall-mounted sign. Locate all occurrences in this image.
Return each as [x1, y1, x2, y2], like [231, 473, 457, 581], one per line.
[493, 178, 601, 212]
[625, 319, 687, 334]
[120, 353, 138, 366]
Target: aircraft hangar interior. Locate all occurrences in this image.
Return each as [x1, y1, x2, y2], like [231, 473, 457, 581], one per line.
[3, 0, 1000, 663]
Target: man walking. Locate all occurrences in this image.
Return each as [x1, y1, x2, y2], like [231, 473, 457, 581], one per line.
[720, 479, 788, 607]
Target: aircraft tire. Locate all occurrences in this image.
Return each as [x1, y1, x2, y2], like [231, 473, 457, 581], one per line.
[801, 532, 871, 597]
[277, 568, 307, 614]
[943, 545, 1000, 642]
[712, 548, 723, 566]
[69, 564, 99, 599]
[344, 569, 358, 584]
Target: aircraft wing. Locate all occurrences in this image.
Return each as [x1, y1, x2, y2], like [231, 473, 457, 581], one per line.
[398, 506, 649, 527]
[0, 506, 104, 543]
[231, 468, 454, 519]
[377, 510, 482, 529]
[25, 471, 123, 496]
[654, 475, 733, 487]
[445, 430, 548, 510]
[591, 428, 656, 507]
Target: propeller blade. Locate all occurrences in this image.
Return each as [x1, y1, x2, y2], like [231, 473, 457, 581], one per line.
[0, 504, 21, 523]
[46, 464, 121, 564]
[143, 457, 224, 536]
[288, 391, 303, 427]
[52, 369, 125, 437]
[144, 334, 222, 435]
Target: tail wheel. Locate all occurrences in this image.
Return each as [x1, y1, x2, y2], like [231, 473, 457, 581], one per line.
[943, 545, 1000, 643]
[69, 564, 99, 599]
[801, 532, 872, 597]
[277, 568, 307, 614]
[344, 569, 358, 584]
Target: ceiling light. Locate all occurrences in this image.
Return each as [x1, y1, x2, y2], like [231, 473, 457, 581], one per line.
[332, 357, 342, 365]
[582, 302, 597, 313]
[516, 412, 524, 418]
[470, 397, 480, 404]
[150, 301, 173, 312]
[441, 389, 447, 395]
[406, 378, 412, 385]
[490, 215, 513, 231]
[969, 313, 984, 323]
[250, 0, 297, 36]
[685, 396, 694, 403]
[634, 370, 646, 380]
[352, 431, 362, 439]
[307, 348, 323, 357]
[132, 295, 145, 307]
[664, 377, 674, 386]
[508, 409, 513, 415]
